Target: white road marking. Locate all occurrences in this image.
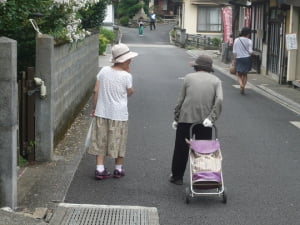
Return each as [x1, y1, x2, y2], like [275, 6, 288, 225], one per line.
[290, 121, 300, 129]
[127, 44, 176, 48]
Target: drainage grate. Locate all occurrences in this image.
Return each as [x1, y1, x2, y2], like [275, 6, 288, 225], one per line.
[49, 203, 160, 225]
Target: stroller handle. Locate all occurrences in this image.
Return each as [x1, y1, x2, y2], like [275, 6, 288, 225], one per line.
[189, 122, 218, 140]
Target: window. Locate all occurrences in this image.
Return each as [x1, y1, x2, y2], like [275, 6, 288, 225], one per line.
[197, 7, 222, 32]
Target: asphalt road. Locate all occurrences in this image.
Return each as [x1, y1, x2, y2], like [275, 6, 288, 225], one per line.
[65, 23, 300, 225]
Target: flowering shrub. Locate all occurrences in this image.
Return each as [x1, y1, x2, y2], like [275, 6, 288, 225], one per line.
[63, 12, 91, 43]
[44, 1, 93, 44]
[45, 0, 108, 43]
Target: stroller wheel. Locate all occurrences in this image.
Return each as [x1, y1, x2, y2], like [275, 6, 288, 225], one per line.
[222, 188, 227, 204]
[185, 187, 190, 204]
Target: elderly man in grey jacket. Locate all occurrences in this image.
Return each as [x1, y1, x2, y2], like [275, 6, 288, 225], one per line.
[170, 55, 223, 185]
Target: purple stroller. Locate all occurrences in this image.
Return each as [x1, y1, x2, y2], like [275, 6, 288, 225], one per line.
[185, 123, 227, 204]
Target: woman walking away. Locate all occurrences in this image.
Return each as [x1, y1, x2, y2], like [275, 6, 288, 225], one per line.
[169, 55, 223, 185]
[88, 43, 138, 180]
[232, 27, 253, 95]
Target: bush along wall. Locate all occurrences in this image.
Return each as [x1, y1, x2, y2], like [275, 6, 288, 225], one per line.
[99, 27, 115, 55]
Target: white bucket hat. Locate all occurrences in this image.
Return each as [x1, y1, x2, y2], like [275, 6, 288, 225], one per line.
[111, 43, 138, 63]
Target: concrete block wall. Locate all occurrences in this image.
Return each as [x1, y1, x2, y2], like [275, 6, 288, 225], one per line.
[35, 34, 99, 161]
[53, 35, 99, 143]
[0, 37, 18, 209]
[35, 35, 55, 161]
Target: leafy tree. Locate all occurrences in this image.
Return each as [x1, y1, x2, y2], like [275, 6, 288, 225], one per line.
[119, 16, 129, 26]
[117, 0, 146, 19]
[0, 0, 54, 70]
[79, 0, 110, 30]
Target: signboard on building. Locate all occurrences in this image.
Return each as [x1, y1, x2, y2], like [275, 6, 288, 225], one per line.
[286, 33, 298, 50]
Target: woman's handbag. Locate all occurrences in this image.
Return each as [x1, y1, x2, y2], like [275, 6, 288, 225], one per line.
[229, 63, 236, 75]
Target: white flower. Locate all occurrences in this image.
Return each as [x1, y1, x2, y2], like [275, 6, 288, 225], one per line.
[56, 0, 94, 44]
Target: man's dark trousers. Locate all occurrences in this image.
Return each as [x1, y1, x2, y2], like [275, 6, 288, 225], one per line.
[171, 123, 212, 180]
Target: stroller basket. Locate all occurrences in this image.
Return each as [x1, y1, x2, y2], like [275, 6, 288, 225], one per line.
[186, 123, 227, 203]
[189, 130, 222, 186]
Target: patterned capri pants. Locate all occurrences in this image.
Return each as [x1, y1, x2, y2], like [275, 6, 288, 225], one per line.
[88, 117, 128, 158]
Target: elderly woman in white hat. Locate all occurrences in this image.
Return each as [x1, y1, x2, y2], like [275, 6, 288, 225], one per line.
[169, 55, 223, 185]
[88, 43, 138, 180]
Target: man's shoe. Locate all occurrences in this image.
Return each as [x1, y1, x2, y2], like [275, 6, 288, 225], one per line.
[113, 169, 125, 178]
[95, 169, 111, 180]
[169, 176, 183, 185]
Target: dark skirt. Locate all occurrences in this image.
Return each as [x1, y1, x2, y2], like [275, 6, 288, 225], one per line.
[236, 56, 252, 74]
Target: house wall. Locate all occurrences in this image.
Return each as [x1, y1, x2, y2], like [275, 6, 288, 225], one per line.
[183, 0, 198, 34]
[182, 0, 222, 39]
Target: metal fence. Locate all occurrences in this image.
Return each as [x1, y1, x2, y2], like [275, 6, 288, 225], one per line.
[173, 27, 220, 50]
[185, 34, 220, 50]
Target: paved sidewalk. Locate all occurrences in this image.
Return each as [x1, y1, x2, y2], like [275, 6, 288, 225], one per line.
[2, 44, 300, 225]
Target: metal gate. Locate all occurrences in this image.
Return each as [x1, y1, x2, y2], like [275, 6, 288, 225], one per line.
[18, 67, 36, 161]
[267, 9, 288, 84]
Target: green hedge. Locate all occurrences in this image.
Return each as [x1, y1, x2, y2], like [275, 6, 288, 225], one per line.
[119, 16, 129, 26]
[99, 27, 114, 55]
